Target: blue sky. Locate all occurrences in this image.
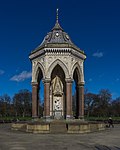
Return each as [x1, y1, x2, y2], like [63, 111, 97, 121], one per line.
[0, 0, 120, 99]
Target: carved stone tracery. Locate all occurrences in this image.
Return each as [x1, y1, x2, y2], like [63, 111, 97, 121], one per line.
[29, 12, 86, 120]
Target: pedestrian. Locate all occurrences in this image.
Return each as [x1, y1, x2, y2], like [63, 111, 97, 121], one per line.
[108, 117, 114, 128]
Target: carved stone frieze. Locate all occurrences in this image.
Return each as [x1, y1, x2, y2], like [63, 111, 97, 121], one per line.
[29, 14, 86, 119]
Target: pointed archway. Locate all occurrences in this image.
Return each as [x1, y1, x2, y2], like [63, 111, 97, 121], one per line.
[73, 66, 84, 119]
[32, 67, 43, 118]
[50, 64, 66, 119]
[73, 67, 79, 119]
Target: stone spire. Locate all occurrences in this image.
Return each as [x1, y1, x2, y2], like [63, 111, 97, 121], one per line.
[56, 8, 59, 23]
[52, 8, 63, 31]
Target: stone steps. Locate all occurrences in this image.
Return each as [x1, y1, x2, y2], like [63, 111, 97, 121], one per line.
[50, 121, 67, 133]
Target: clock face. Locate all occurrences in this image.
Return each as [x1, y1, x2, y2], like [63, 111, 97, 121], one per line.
[55, 32, 59, 37]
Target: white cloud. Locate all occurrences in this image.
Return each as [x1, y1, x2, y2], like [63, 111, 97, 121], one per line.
[92, 51, 103, 58]
[0, 69, 5, 75]
[10, 71, 32, 82]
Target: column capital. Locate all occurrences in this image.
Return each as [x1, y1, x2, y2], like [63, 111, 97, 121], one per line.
[31, 82, 38, 86]
[65, 78, 73, 83]
[43, 78, 51, 83]
[77, 82, 85, 87]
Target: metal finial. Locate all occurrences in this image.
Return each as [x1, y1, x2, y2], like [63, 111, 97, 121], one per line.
[56, 8, 59, 23]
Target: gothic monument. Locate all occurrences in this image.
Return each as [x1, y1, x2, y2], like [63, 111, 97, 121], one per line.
[29, 9, 86, 120]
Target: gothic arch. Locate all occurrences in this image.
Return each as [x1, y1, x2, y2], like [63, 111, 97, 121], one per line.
[47, 59, 69, 79]
[71, 62, 83, 83]
[72, 63, 85, 119]
[33, 62, 45, 82]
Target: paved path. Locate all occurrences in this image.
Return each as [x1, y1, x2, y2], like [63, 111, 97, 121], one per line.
[0, 124, 120, 150]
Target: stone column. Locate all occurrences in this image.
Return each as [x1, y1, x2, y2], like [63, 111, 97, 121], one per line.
[66, 80, 72, 119]
[37, 86, 40, 116]
[78, 82, 84, 119]
[44, 80, 50, 119]
[32, 82, 38, 118]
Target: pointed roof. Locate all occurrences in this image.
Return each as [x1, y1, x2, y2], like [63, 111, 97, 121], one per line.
[51, 21, 63, 31]
[39, 9, 74, 46]
[30, 9, 85, 55]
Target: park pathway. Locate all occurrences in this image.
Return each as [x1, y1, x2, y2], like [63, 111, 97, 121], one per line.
[0, 124, 120, 150]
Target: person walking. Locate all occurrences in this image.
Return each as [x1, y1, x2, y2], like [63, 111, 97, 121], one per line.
[108, 117, 114, 128]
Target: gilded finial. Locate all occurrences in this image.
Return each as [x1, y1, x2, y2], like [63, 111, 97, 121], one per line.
[56, 8, 59, 23]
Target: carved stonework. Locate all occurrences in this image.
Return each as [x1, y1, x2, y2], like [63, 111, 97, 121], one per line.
[48, 57, 52, 64]
[51, 76, 63, 119]
[29, 12, 86, 119]
[80, 62, 83, 74]
[40, 57, 45, 65]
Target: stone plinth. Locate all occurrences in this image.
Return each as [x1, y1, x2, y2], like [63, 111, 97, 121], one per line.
[11, 121, 105, 134]
[26, 123, 50, 133]
[11, 123, 27, 131]
[67, 122, 105, 133]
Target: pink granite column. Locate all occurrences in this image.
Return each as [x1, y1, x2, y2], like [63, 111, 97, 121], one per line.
[44, 80, 50, 119]
[66, 80, 72, 119]
[78, 82, 84, 119]
[32, 82, 38, 118]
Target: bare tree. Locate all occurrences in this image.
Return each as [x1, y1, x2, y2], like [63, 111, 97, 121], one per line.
[98, 89, 112, 117]
[84, 89, 98, 117]
[84, 89, 112, 117]
[13, 90, 32, 117]
[0, 94, 11, 117]
[111, 97, 120, 117]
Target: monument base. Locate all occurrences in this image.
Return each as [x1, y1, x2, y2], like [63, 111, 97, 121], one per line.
[11, 119, 105, 134]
